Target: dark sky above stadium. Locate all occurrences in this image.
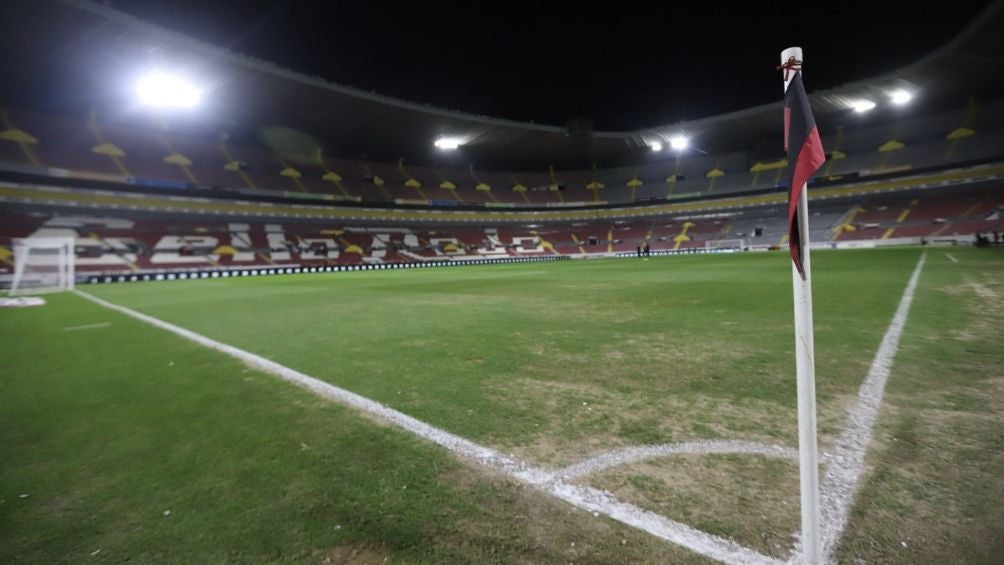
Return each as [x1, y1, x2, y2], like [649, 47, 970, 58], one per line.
[110, 0, 993, 131]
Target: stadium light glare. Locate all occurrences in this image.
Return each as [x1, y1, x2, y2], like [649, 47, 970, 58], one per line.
[850, 99, 876, 113]
[670, 136, 689, 150]
[136, 72, 201, 109]
[434, 137, 462, 150]
[650, 141, 663, 152]
[889, 90, 913, 105]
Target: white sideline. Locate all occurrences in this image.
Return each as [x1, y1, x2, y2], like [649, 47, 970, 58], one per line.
[62, 322, 111, 331]
[560, 440, 799, 480]
[812, 251, 927, 563]
[73, 290, 780, 565]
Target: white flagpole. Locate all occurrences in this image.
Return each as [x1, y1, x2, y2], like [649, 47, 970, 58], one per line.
[781, 46, 822, 565]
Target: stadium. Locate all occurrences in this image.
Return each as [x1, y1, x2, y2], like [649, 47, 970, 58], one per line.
[1, 1, 1002, 563]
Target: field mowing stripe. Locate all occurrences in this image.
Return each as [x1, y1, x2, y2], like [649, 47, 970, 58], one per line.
[945, 252, 958, 263]
[815, 251, 927, 563]
[560, 440, 798, 480]
[73, 289, 780, 565]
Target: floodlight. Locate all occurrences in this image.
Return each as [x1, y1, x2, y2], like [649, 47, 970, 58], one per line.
[669, 136, 689, 150]
[889, 90, 912, 106]
[136, 72, 201, 108]
[850, 100, 876, 113]
[434, 137, 462, 150]
[650, 141, 663, 152]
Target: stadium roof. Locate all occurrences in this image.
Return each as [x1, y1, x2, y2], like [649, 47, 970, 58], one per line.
[2, 0, 1003, 170]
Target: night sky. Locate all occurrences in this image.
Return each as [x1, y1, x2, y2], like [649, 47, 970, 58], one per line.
[109, 0, 992, 131]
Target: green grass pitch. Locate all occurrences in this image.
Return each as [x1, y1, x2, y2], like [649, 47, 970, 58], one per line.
[2, 247, 1001, 563]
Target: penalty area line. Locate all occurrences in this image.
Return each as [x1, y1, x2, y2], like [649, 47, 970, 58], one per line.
[72, 290, 780, 565]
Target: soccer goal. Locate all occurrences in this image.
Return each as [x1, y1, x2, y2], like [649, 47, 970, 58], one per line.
[705, 238, 747, 252]
[8, 237, 75, 295]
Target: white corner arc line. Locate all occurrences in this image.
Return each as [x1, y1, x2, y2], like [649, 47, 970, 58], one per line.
[813, 251, 927, 563]
[560, 440, 799, 480]
[73, 290, 780, 565]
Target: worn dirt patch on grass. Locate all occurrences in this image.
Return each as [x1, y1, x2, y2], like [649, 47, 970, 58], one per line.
[583, 454, 801, 559]
[318, 543, 390, 564]
[838, 402, 1004, 564]
[492, 377, 798, 467]
[942, 276, 1003, 341]
[440, 463, 714, 564]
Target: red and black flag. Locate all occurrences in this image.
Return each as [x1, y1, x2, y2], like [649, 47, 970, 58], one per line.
[784, 71, 826, 278]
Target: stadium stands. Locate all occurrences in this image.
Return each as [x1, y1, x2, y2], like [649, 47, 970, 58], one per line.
[0, 0, 1001, 288]
[2, 182, 999, 279]
[2, 98, 1003, 209]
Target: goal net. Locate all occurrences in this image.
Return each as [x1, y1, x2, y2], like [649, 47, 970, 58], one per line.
[704, 238, 747, 252]
[9, 237, 75, 295]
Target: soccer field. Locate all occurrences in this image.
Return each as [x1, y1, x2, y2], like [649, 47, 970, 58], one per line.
[3, 247, 1001, 563]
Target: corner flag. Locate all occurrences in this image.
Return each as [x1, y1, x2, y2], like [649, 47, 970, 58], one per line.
[781, 47, 826, 565]
[783, 68, 826, 278]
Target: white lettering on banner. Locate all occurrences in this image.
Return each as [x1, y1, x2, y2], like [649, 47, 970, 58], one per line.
[226, 224, 258, 262]
[429, 238, 464, 255]
[151, 235, 218, 264]
[13, 217, 570, 266]
[369, 234, 390, 259]
[478, 231, 508, 256]
[25, 227, 136, 266]
[299, 238, 340, 260]
[265, 232, 291, 261]
[78, 236, 137, 267]
[26, 227, 80, 240]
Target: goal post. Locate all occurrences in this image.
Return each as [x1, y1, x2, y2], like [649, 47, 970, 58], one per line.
[705, 238, 747, 252]
[8, 237, 75, 295]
